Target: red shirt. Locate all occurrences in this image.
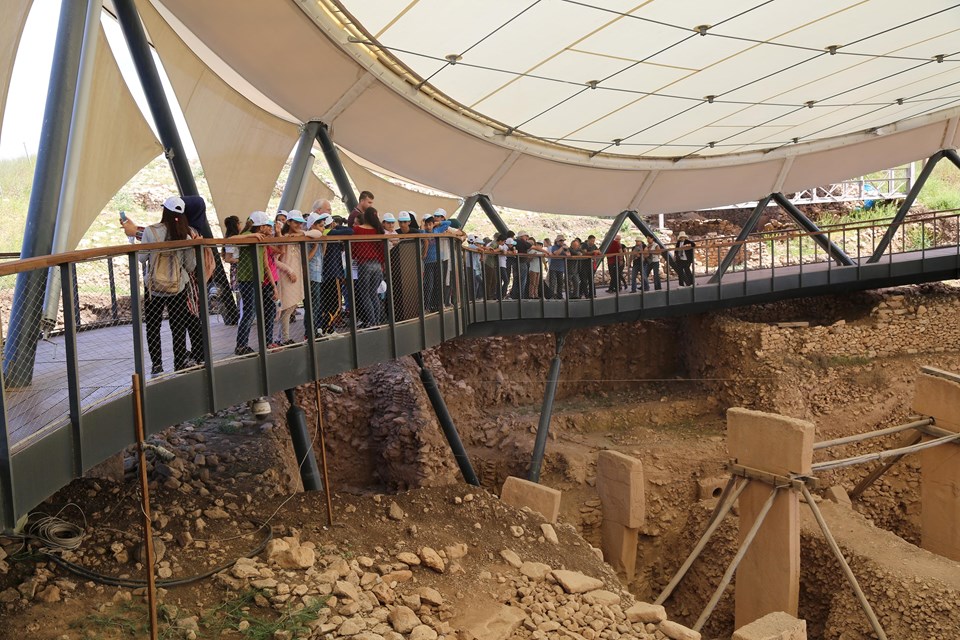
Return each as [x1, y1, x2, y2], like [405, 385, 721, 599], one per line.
[351, 225, 385, 264]
[606, 239, 622, 265]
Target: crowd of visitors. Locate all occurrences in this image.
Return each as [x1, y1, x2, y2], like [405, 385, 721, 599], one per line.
[130, 191, 698, 369]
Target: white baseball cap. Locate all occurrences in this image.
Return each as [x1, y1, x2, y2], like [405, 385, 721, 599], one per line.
[305, 213, 322, 228]
[398, 211, 412, 222]
[287, 210, 306, 224]
[382, 213, 397, 223]
[250, 211, 271, 227]
[433, 208, 447, 218]
[163, 196, 185, 214]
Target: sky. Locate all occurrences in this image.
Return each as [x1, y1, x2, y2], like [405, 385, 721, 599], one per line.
[0, 0, 198, 160]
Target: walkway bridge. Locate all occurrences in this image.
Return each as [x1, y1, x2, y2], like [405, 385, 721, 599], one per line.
[1, 208, 959, 530]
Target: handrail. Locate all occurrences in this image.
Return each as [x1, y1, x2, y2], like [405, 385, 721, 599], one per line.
[0, 231, 464, 277]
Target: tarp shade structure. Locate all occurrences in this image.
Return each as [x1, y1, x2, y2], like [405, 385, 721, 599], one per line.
[63, 28, 162, 250]
[338, 151, 462, 219]
[136, 0, 300, 229]
[148, 1, 960, 216]
[297, 171, 338, 215]
[0, 0, 33, 142]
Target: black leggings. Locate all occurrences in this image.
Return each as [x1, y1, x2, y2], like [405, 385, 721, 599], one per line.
[144, 290, 190, 370]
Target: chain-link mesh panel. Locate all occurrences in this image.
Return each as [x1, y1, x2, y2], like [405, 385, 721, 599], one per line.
[0, 266, 71, 447]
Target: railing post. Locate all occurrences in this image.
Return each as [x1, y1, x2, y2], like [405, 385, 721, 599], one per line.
[107, 257, 119, 322]
[344, 241, 359, 367]
[251, 244, 270, 394]
[194, 245, 216, 411]
[383, 239, 397, 357]
[299, 239, 318, 378]
[128, 252, 147, 428]
[60, 263, 83, 475]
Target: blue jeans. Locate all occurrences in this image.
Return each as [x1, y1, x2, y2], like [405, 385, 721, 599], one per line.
[309, 280, 323, 333]
[424, 261, 441, 310]
[356, 262, 383, 326]
[643, 262, 661, 290]
[235, 281, 275, 349]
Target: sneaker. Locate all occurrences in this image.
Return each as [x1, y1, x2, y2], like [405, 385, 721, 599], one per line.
[151, 364, 163, 376]
[234, 345, 255, 356]
[280, 339, 296, 346]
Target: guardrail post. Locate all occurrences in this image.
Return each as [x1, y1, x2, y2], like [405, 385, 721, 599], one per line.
[60, 263, 83, 474]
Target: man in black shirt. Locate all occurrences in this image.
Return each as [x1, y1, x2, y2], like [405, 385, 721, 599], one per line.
[513, 231, 532, 298]
[347, 190, 375, 226]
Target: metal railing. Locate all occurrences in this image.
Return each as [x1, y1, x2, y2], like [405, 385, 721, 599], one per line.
[0, 210, 959, 528]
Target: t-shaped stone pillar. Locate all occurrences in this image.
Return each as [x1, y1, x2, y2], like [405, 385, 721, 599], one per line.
[912, 368, 960, 561]
[727, 408, 814, 630]
[596, 450, 645, 581]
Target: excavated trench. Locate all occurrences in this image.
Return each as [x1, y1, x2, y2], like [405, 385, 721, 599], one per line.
[275, 282, 960, 639]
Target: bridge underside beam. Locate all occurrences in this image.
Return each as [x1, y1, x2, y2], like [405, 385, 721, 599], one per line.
[529, 331, 567, 483]
[413, 353, 480, 486]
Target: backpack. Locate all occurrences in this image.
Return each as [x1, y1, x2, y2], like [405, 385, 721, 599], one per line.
[149, 249, 184, 294]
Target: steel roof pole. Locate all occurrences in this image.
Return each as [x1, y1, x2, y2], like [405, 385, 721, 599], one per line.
[477, 195, 510, 238]
[315, 124, 359, 214]
[279, 121, 323, 212]
[771, 192, 854, 266]
[868, 151, 945, 262]
[455, 194, 480, 228]
[41, 0, 102, 334]
[709, 196, 772, 283]
[114, 0, 197, 197]
[3, 0, 90, 388]
[626, 211, 679, 275]
[115, 0, 241, 325]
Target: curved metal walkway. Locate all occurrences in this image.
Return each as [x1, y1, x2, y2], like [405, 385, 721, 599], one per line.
[1, 212, 958, 529]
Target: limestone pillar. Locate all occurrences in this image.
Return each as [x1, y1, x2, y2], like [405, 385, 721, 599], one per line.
[596, 450, 644, 580]
[913, 368, 960, 561]
[727, 408, 814, 630]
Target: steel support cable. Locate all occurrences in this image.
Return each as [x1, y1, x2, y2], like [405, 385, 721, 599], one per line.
[559, 0, 960, 63]
[812, 431, 960, 472]
[813, 418, 932, 450]
[655, 477, 749, 606]
[418, 0, 544, 88]
[693, 485, 781, 632]
[681, 53, 954, 159]
[801, 484, 888, 640]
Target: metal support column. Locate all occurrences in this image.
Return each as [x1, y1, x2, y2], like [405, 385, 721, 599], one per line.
[41, 0, 102, 332]
[283, 389, 322, 492]
[477, 195, 510, 238]
[115, 0, 197, 196]
[597, 210, 629, 257]
[455, 194, 481, 229]
[771, 192, 854, 266]
[709, 196, 772, 283]
[3, 0, 91, 388]
[412, 353, 480, 486]
[529, 331, 567, 483]
[279, 121, 323, 212]
[626, 210, 679, 274]
[869, 151, 945, 262]
[316, 124, 358, 213]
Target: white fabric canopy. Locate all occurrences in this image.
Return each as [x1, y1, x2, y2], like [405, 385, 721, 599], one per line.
[339, 151, 461, 220]
[137, 0, 300, 229]
[297, 171, 338, 214]
[151, 0, 960, 215]
[64, 27, 161, 249]
[0, 0, 33, 143]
